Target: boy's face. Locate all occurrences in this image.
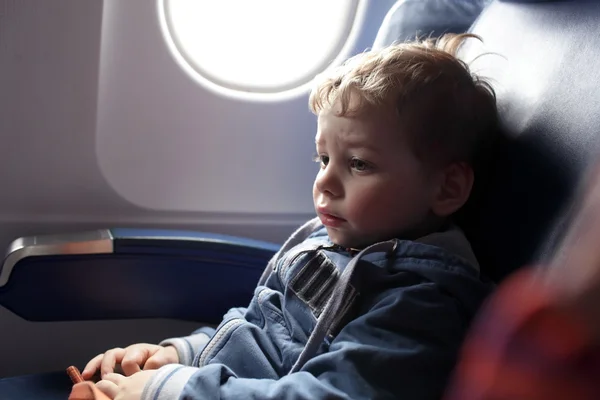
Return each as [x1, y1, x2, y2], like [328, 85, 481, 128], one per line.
[313, 102, 440, 249]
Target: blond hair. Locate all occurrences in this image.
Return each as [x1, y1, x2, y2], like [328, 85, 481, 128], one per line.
[309, 33, 498, 167]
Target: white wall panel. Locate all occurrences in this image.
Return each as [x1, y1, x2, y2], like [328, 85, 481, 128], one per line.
[0, 0, 395, 376]
[95, 0, 371, 214]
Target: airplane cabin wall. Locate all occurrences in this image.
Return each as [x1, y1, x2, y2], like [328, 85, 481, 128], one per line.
[0, 0, 395, 376]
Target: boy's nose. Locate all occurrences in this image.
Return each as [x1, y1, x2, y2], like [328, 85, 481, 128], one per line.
[315, 167, 342, 198]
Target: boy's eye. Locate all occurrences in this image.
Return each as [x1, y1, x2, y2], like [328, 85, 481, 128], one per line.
[350, 157, 370, 171]
[312, 154, 329, 166]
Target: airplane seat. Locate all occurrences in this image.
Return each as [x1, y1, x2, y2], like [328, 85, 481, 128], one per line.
[455, 0, 600, 282]
[373, 0, 491, 49]
[3, 0, 600, 398]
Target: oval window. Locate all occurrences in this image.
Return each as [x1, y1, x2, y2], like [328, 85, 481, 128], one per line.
[160, 0, 361, 93]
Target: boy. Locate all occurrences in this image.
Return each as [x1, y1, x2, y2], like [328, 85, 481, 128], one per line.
[82, 33, 498, 400]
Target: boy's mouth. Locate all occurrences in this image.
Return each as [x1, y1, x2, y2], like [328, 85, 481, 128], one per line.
[317, 208, 346, 227]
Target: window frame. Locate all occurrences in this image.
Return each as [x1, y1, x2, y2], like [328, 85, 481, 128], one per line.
[157, 0, 366, 98]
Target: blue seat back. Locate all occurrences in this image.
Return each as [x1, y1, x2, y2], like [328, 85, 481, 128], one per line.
[457, 0, 600, 281]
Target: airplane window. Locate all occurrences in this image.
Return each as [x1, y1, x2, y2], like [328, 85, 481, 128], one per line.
[159, 0, 362, 95]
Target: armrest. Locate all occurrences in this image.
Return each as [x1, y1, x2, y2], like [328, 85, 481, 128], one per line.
[0, 228, 280, 322]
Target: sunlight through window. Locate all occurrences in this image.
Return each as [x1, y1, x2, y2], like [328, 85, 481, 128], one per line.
[161, 0, 361, 94]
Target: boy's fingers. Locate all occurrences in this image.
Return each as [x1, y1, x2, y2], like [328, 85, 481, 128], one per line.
[102, 373, 125, 385]
[144, 346, 178, 369]
[121, 348, 147, 376]
[96, 379, 119, 400]
[100, 348, 125, 378]
[144, 352, 166, 370]
[82, 354, 104, 378]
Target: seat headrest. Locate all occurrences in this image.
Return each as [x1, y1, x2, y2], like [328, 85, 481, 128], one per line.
[373, 0, 490, 48]
[457, 0, 600, 281]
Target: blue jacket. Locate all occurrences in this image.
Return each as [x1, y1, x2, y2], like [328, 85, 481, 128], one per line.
[144, 218, 494, 400]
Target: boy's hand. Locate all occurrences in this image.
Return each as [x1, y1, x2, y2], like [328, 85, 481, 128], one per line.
[96, 370, 156, 400]
[82, 344, 179, 379]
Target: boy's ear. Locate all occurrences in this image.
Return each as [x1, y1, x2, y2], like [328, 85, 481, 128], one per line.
[431, 162, 474, 217]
